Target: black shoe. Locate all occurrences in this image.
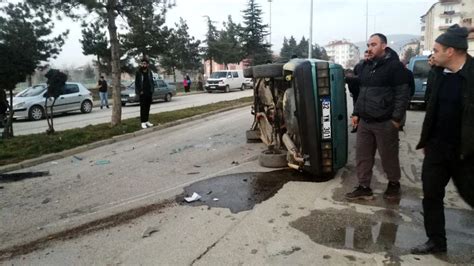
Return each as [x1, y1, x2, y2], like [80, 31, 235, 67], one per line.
[411, 240, 447, 255]
[345, 185, 374, 200]
[350, 127, 357, 133]
[383, 181, 401, 199]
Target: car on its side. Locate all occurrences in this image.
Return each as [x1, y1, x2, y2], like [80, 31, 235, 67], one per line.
[121, 79, 177, 106]
[205, 70, 247, 93]
[407, 55, 430, 109]
[11, 82, 93, 121]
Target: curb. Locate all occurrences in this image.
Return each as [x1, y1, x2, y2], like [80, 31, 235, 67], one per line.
[0, 102, 252, 174]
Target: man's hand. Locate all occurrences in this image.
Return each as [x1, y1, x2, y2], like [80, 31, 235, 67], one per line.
[391, 120, 401, 129]
[351, 115, 359, 128]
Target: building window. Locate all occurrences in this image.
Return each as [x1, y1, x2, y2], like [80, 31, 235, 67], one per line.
[444, 4, 454, 12]
[445, 18, 452, 24]
[463, 18, 472, 26]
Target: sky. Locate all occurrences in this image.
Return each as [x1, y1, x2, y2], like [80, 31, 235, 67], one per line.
[36, 0, 437, 68]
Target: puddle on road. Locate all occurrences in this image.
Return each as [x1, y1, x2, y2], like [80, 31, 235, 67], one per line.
[290, 206, 474, 264]
[177, 169, 314, 213]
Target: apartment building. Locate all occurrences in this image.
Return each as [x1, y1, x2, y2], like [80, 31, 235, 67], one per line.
[420, 0, 474, 55]
[325, 40, 361, 69]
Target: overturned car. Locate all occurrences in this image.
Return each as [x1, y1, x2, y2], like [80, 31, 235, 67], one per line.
[245, 59, 348, 179]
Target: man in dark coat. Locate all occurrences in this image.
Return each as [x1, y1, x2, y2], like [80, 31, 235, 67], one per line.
[345, 33, 410, 201]
[135, 58, 155, 129]
[411, 24, 474, 255]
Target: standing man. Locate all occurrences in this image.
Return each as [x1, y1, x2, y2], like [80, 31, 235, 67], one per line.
[411, 24, 474, 255]
[97, 76, 109, 109]
[135, 58, 155, 129]
[345, 33, 410, 200]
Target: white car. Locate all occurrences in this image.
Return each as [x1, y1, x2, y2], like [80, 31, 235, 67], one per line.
[205, 70, 247, 93]
[11, 82, 94, 121]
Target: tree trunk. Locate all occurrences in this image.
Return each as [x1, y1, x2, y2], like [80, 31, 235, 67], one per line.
[173, 67, 176, 83]
[210, 59, 213, 74]
[27, 75, 33, 87]
[107, 0, 122, 127]
[2, 89, 14, 138]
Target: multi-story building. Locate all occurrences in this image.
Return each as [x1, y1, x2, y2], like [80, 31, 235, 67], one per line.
[324, 40, 360, 69]
[420, 0, 474, 55]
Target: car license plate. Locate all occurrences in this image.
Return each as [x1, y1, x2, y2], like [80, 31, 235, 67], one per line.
[210, 86, 216, 89]
[321, 97, 331, 139]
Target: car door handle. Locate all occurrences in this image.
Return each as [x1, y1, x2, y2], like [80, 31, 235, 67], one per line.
[60, 97, 65, 99]
[78, 94, 82, 96]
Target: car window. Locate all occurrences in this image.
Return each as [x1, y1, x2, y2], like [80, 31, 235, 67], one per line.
[63, 84, 79, 95]
[412, 60, 430, 78]
[209, 72, 227, 79]
[18, 85, 46, 97]
[156, 80, 166, 87]
[232, 72, 238, 78]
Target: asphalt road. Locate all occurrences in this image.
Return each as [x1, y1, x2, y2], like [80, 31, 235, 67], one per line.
[1, 98, 473, 265]
[11, 90, 253, 135]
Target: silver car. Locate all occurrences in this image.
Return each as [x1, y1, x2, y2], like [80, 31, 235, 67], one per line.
[121, 79, 177, 106]
[11, 82, 94, 121]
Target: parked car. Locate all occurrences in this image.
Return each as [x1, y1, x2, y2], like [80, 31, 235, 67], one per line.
[121, 79, 176, 106]
[245, 59, 348, 179]
[407, 55, 430, 109]
[11, 82, 93, 121]
[205, 70, 247, 93]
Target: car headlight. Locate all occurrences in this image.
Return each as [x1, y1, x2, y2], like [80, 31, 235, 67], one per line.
[129, 93, 136, 98]
[13, 102, 25, 109]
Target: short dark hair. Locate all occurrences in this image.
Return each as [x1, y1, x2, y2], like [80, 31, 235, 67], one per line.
[141, 58, 149, 64]
[370, 33, 387, 44]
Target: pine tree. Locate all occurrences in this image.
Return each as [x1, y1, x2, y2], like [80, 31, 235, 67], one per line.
[202, 16, 219, 74]
[241, 0, 272, 65]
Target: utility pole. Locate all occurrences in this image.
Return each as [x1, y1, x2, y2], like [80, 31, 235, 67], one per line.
[309, 0, 313, 58]
[365, 0, 369, 41]
[268, 0, 272, 46]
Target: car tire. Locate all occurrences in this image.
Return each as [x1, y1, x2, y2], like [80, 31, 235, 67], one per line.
[243, 67, 253, 78]
[121, 102, 126, 107]
[246, 129, 261, 143]
[207, 90, 212, 93]
[80, 100, 93, 113]
[164, 93, 172, 102]
[28, 105, 44, 121]
[253, 63, 284, 78]
[225, 85, 230, 93]
[240, 84, 245, 91]
[258, 149, 288, 168]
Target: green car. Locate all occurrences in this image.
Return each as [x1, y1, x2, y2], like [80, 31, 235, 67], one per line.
[246, 59, 348, 179]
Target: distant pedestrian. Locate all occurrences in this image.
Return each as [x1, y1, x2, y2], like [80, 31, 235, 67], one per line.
[411, 24, 474, 255]
[97, 76, 109, 109]
[184, 74, 191, 93]
[135, 58, 154, 129]
[345, 33, 410, 201]
[197, 73, 204, 91]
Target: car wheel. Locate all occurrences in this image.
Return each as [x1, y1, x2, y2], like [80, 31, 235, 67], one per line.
[243, 67, 253, 78]
[253, 63, 284, 78]
[164, 93, 172, 102]
[207, 90, 212, 93]
[121, 102, 126, 107]
[258, 149, 288, 168]
[240, 84, 245, 91]
[246, 129, 261, 143]
[28, 105, 44, 121]
[80, 100, 93, 113]
[225, 85, 230, 93]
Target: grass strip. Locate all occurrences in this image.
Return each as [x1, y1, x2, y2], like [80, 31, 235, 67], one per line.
[0, 96, 252, 166]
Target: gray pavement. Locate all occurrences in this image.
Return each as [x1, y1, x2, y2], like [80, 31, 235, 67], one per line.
[1, 104, 473, 265]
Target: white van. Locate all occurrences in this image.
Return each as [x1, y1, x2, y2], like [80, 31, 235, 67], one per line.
[205, 70, 247, 93]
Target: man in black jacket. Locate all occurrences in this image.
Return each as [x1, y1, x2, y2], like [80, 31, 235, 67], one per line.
[345, 33, 410, 201]
[411, 24, 474, 255]
[135, 58, 155, 129]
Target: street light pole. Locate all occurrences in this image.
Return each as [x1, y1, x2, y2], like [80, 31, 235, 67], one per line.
[365, 0, 369, 41]
[268, 0, 272, 46]
[309, 0, 313, 58]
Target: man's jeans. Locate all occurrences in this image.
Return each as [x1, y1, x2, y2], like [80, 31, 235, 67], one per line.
[356, 119, 401, 187]
[99, 92, 108, 107]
